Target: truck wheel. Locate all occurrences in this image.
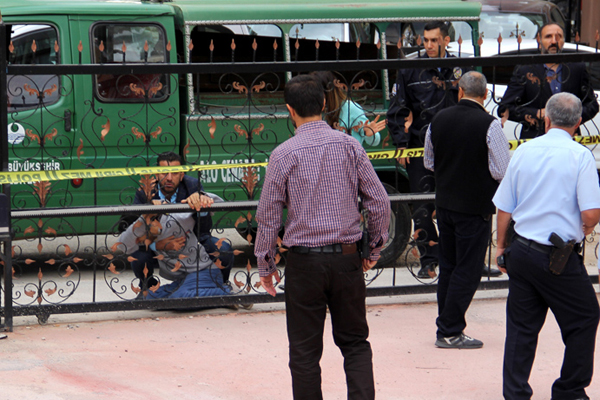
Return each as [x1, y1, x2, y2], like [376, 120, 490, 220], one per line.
[372, 183, 411, 268]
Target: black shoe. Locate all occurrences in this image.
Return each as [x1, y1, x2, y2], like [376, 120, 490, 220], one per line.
[435, 333, 483, 349]
[417, 264, 437, 279]
[482, 265, 502, 277]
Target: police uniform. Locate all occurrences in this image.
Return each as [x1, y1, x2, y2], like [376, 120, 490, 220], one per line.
[387, 55, 466, 270]
[493, 128, 600, 399]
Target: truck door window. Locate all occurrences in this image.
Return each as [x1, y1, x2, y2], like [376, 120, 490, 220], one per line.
[7, 24, 60, 110]
[189, 24, 284, 94]
[92, 23, 168, 102]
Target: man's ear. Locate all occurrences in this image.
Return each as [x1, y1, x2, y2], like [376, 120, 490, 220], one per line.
[322, 98, 326, 112]
[443, 34, 451, 47]
[544, 115, 551, 133]
[458, 87, 464, 101]
[286, 104, 295, 117]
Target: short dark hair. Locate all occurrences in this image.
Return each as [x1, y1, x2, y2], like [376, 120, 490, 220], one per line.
[538, 22, 564, 38]
[284, 75, 325, 118]
[424, 21, 450, 38]
[157, 151, 184, 166]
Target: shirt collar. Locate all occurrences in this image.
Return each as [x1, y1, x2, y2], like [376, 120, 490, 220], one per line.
[158, 186, 179, 203]
[295, 120, 330, 135]
[546, 127, 572, 139]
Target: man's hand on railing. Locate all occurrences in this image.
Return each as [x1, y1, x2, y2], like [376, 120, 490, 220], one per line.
[182, 192, 214, 211]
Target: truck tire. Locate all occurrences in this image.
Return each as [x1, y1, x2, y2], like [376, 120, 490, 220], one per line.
[372, 183, 411, 268]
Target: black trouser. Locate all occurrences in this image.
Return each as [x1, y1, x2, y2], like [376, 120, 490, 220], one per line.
[407, 157, 438, 267]
[285, 251, 374, 400]
[435, 207, 490, 337]
[503, 239, 600, 400]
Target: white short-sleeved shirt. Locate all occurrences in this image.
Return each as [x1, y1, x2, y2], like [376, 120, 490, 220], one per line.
[493, 128, 600, 245]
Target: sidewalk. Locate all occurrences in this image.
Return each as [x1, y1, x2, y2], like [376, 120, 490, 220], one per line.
[2, 293, 600, 400]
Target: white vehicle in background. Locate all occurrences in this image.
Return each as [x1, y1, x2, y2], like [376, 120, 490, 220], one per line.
[448, 37, 600, 167]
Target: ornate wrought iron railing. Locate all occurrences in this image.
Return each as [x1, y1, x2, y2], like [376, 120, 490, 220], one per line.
[2, 19, 600, 329]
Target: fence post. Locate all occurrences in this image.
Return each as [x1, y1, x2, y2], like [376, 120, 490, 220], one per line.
[0, 14, 13, 331]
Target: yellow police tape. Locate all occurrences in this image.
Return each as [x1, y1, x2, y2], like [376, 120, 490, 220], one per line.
[2, 135, 600, 185]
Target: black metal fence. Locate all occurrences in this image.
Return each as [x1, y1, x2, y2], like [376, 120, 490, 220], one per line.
[2, 19, 600, 330]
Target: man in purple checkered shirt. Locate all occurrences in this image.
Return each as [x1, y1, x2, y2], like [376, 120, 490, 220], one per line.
[255, 74, 390, 400]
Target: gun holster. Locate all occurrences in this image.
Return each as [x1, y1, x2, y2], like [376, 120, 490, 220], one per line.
[360, 230, 370, 259]
[548, 232, 575, 275]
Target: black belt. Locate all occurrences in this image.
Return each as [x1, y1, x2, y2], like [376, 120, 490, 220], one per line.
[290, 243, 357, 255]
[514, 234, 554, 254]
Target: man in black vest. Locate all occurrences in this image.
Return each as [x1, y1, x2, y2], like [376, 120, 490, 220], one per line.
[498, 23, 598, 139]
[425, 71, 510, 348]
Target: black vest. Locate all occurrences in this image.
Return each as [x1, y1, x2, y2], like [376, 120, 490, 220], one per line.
[430, 99, 499, 215]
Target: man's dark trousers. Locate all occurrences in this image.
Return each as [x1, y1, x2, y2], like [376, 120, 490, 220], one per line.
[436, 207, 490, 337]
[285, 251, 374, 400]
[407, 157, 439, 267]
[503, 240, 600, 400]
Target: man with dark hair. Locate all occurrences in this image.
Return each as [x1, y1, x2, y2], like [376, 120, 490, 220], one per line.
[424, 71, 510, 349]
[387, 21, 499, 279]
[129, 151, 233, 293]
[256, 74, 390, 399]
[498, 23, 598, 139]
[495, 92, 600, 399]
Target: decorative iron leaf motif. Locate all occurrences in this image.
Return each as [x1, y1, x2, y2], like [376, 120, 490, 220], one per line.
[24, 226, 35, 235]
[45, 287, 56, 296]
[234, 216, 246, 228]
[45, 128, 58, 143]
[232, 82, 248, 94]
[208, 118, 217, 140]
[78, 40, 83, 53]
[45, 259, 56, 265]
[139, 174, 155, 205]
[72, 257, 83, 263]
[209, 39, 214, 52]
[166, 41, 172, 52]
[23, 84, 39, 97]
[8, 41, 14, 54]
[26, 129, 41, 144]
[148, 82, 163, 98]
[144, 40, 149, 53]
[31, 40, 37, 53]
[150, 126, 162, 139]
[215, 237, 226, 249]
[44, 227, 57, 236]
[108, 263, 120, 274]
[252, 82, 266, 93]
[524, 115, 539, 126]
[214, 259, 223, 269]
[234, 125, 248, 139]
[251, 123, 264, 136]
[132, 127, 145, 140]
[99, 41, 105, 53]
[233, 250, 243, 256]
[54, 40, 59, 53]
[129, 84, 145, 97]
[25, 289, 36, 298]
[43, 85, 58, 98]
[121, 41, 127, 54]
[33, 181, 51, 207]
[64, 266, 74, 278]
[351, 79, 365, 91]
[183, 139, 190, 157]
[172, 261, 182, 272]
[241, 167, 258, 198]
[101, 119, 110, 142]
[77, 139, 85, 162]
[234, 276, 244, 288]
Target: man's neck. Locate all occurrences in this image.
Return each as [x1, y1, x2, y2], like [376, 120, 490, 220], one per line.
[295, 115, 323, 129]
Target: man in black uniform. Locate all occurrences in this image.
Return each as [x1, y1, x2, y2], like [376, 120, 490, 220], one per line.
[498, 23, 598, 139]
[387, 21, 500, 279]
